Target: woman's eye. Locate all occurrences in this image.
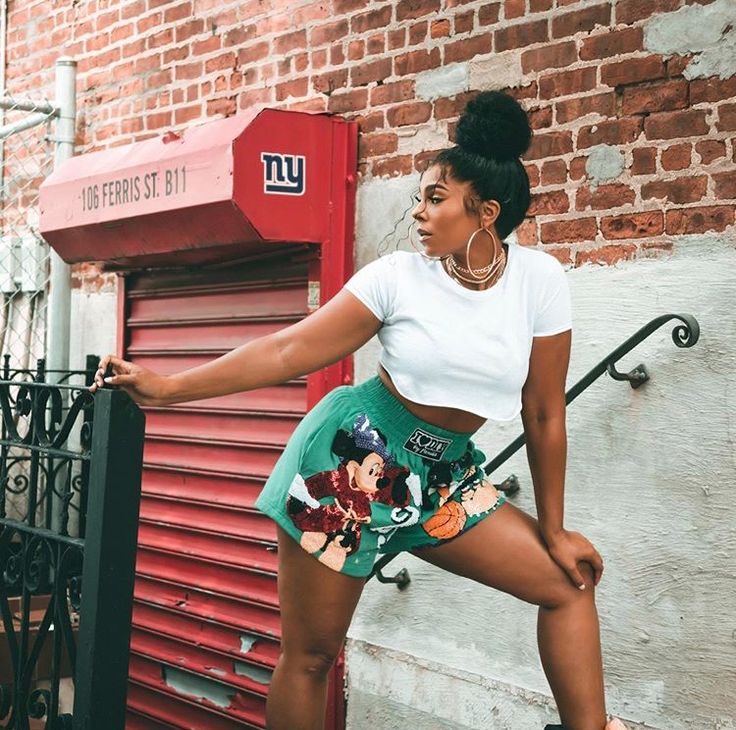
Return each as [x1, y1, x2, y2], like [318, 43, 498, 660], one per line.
[429, 197, 441, 204]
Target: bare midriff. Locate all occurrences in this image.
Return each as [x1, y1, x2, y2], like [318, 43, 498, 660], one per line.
[377, 364, 487, 434]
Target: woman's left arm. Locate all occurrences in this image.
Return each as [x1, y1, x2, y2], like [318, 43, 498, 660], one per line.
[521, 330, 604, 589]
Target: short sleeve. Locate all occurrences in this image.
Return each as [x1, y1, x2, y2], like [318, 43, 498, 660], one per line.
[343, 253, 398, 323]
[533, 259, 572, 337]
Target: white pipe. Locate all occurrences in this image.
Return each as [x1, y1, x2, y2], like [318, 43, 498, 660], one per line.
[46, 56, 76, 377]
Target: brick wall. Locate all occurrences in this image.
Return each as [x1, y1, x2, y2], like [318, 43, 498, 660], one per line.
[7, 0, 735, 269]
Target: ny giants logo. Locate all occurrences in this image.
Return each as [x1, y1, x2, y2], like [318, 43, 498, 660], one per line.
[403, 428, 452, 462]
[261, 152, 306, 196]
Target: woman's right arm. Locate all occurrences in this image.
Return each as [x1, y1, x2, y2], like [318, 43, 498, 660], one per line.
[90, 289, 381, 405]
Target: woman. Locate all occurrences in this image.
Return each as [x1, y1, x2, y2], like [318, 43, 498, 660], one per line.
[91, 92, 628, 730]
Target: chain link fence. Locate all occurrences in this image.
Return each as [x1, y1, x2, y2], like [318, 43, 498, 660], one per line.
[0, 93, 57, 372]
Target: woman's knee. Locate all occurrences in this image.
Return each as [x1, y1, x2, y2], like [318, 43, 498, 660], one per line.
[537, 561, 596, 610]
[279, 640, 343, 679]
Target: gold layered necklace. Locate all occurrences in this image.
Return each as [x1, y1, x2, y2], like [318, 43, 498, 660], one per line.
[444, 244, 507, 289]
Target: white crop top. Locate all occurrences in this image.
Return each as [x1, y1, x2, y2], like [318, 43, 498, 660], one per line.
[344, 244, 572, 421]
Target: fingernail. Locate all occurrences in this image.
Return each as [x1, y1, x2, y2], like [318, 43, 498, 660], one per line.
[579, 584, 586, 590]
[104, 377, 112, 383]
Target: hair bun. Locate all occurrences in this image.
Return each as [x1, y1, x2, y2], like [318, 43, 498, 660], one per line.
[455, 91, 532, 162]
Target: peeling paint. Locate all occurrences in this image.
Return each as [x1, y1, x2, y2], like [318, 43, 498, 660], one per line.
[644, 0, 736, 79]
[233, 660, 272, 684]
[239, 632, 259, 654]
[205, 666, 227, 678]
[586, 144, 626, 187]
[416, 63, 468, 101]
[396, 122, 449, 157]
[469, 51, 524, 92]
[162, 666, 234, 709]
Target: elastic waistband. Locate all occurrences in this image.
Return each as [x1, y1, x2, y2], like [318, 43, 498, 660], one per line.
[351, 376, 475, 463]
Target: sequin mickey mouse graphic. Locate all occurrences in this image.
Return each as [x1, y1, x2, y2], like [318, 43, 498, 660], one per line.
[286, 414, 420, 572]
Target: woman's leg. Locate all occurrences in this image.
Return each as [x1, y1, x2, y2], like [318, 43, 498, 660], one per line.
[267, 525, 365, 730]
[412, 501, 607, 730]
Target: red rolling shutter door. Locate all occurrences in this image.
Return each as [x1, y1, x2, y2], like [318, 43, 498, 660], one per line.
[123, 250, 314, 729]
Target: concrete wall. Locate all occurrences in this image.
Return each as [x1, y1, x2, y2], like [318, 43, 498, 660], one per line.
[346, 173, 736, 730]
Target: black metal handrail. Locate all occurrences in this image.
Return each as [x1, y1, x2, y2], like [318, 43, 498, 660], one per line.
[369, 313, 700, 588]
[0, 355, 145, 730]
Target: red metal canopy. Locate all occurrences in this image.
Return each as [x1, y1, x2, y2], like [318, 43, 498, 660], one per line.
[39, 109, 357, 268]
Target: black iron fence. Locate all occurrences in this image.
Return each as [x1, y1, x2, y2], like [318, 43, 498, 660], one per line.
[0, 356, 144, 730]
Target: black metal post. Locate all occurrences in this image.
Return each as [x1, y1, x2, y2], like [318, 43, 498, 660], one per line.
[72, 389, 144, 730]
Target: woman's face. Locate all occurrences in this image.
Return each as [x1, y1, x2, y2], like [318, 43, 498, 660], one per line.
[411, 165, 500, 262]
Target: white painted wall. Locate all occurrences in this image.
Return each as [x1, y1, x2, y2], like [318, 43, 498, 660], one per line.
[346, 176, 736, 730]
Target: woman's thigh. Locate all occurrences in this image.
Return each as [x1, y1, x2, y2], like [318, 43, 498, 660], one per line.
[411, 501, 589, 608]
[276, 525, 366, 662]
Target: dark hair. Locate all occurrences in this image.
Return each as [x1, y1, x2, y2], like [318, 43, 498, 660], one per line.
[430, 91, 532, 240]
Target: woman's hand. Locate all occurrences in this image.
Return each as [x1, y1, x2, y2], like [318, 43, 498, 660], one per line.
[543, 528, 603, 590]
[89, 355, 170, 407]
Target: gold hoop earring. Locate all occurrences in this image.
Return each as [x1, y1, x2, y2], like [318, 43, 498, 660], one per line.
[465, 227, 499, 279]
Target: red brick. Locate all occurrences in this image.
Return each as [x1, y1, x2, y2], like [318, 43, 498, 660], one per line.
[205, 52, 236, 73]
[642, 176, 707, 204]
[580, 27, 642, 60]
[505, 0, 525, 20]
[615, 0, 679, 24]
[348, 40, 365, 61]
[666, 55, 692, 78]
[367, 33, 386, 55]
[601, 211, 663, 239]
[238, 42, 269, 66]
[176, 18, 204, 43]
[370, 80, 415, 106]
[275, 77, 308, 101]
[312, 69, 349, 95]
[551, 3, 611, 38]
[431, 18, 451, 37]
[541, 159, 567, 185]
[515, 219, 539, 246]
[528, 190, 570, 216]
[351, 58, 392, 87]
[388, 28, 406, 50]
[331, 43, 345, 65]
[224, 26, 256, 47]
[525, 163, 541, 187]
[716, 104, 736, 132]
[387, 101, 432, 126]
[397, 0, 441, 21]
[310, 20, 348, 47]
[359, 132, 399, 157]
[454, 10, 474, 34]
[577, 118, 643, 148]
[164, 1, 192, 22]
[644, 109, 709, 140]
[394, 47, 441, 75]
[434, 91, 478, 120]
[555, 92, 615, 124]
[525, 131, 574, 160]
[495, 19, 549, 52]
[352, 110, 385, 134]
[541, 217, 598, 243]
[530, 0, 553, 10]
[414, 148, 446, 172]
[660, 143, 692, 171]
[351, 7, 392, 33]
[621, 80, 689, 115]
[576, 244, 637, 266]
[540, 67, 597, 99]
[501, 82, 539, 100]
[327, 87, 368, 114]
[631, 147, 657, 175]
[569, 156, 587, 180]
[576, 184, 636, 211]
[665, 206, 735, 234]
[713, 172, 736, 199]
[695, 139, 726, 164]
[690, 77, 736, 104]
[478, 3, 501, 25]
[601, 56, 666, 87]
[529, 106, 553, 130]
[372, 155, 414, 177]
[521, 41, 577, 74]
[445, 33, 493, 63]
[409, 20, 428, 44]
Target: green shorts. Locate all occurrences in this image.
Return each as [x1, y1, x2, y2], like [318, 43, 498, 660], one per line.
[255, 376, 507, 578]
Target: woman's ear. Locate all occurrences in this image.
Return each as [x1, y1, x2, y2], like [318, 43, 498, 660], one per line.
[480, 199, 501, 229]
